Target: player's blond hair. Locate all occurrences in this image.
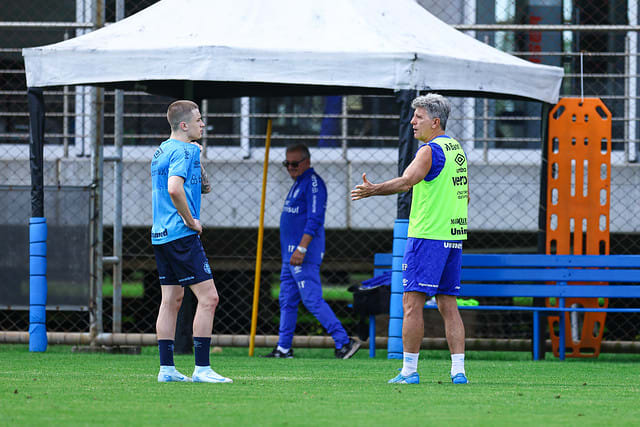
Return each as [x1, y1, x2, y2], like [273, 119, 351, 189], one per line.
[167, 100, 199, 132]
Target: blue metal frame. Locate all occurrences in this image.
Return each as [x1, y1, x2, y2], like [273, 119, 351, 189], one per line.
[366, 253, 640, 360]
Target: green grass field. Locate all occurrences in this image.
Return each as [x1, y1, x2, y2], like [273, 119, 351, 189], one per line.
[1, 344, 639, 426]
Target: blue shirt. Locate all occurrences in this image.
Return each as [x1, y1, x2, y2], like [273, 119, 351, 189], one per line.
[280, 168, 327, 265]
[151, 139, 202, 245]
[418, 135, 447, 182]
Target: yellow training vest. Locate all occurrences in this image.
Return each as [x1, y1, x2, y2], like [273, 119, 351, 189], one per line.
[407, 136, 468, 240]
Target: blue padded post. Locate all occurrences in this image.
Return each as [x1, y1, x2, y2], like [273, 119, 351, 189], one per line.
[387, 219, 408, 359]
[29, 217, 47, 352]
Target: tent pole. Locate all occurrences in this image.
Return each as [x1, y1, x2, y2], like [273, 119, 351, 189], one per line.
[395, 90, 417, 219]
[27, 87, 48, 352]
[533, 101, 553, 360]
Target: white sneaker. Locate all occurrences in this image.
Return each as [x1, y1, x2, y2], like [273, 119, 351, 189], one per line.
[157, 368, 192, 383]
[192, 367, 233, 383]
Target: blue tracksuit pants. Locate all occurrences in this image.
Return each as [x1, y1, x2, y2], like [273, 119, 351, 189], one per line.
[278, 263, 349, 349]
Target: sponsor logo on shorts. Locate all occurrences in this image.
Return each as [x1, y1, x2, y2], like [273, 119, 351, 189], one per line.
[443, 242, 463, 249]
[418, 283, 438, 288]
[203, 262, 211, 274]
[178, 276, 195, 283]
[293, 266, 302, 274]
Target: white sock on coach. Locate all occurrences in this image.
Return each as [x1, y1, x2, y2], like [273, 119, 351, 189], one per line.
[277, 346, 290, 353]
[451, 353, 465, 376]
[400, 352, 419, 377]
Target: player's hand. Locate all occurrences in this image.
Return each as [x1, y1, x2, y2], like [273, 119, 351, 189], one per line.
[183, 217, 202, 235]
[190, 141, 203, 151]
[289, 249, 305, 266]
[351, 173, 376, 201]
[191, 219, 203, 235]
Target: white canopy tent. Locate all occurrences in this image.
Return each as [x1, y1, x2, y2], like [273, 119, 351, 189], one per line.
[23, 0, 563, 102]
[20, 0, 566, 349]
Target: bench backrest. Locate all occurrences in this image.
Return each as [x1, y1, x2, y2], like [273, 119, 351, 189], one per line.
[373, 253, 393, 277]
[373, 253, 640, 298]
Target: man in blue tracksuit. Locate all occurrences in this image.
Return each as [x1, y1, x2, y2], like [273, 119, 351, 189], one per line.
[263, 143, 360, 359]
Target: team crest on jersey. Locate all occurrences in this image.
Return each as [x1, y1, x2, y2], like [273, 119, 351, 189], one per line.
[203, 262, 211, 274]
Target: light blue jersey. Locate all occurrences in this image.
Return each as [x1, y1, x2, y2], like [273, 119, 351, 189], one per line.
[151, 139, 202, 245]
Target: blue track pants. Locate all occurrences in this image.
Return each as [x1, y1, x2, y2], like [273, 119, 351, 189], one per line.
[278, 263, 349, 349]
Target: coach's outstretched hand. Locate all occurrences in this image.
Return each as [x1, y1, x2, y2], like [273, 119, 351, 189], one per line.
[351, 173, 377, 201]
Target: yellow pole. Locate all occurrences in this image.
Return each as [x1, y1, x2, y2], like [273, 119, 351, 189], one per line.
[249, 119, 272, 356]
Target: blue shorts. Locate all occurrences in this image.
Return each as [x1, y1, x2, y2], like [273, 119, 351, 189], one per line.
[402, 237, 462, 296]
[152, 234, 213, 286]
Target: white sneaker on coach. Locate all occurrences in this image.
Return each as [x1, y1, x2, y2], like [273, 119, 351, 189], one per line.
[192, 367, 233, 383]
[157, 367, 192, 382]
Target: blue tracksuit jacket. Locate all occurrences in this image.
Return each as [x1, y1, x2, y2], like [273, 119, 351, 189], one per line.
[279, 168, 326, 265]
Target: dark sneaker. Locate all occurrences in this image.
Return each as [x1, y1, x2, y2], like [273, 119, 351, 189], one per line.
[261, 347, 294, 358]
[335, 338, 361, 359]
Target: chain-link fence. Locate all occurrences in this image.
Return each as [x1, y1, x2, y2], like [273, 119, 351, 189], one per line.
[1, 0, 639, 345]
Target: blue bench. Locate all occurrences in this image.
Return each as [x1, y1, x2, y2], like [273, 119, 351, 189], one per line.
[368, 253, 640, 360]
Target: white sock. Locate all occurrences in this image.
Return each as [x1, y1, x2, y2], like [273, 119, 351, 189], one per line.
[194, 365, 211, 373]
[159, 365, 176, 371]
[277, 345, 290, 353]
[400, 352, 419, 377]
[451, 353, 465, 376]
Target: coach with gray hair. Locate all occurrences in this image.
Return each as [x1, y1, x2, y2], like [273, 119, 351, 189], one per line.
[351, 93, 469, 384]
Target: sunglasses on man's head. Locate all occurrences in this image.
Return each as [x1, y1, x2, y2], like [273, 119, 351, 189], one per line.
[282, 158, 306, 168]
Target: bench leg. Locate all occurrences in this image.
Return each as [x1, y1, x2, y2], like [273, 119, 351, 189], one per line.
[533, 311, 539, 361]
[369, 314, 376, 358]
[559, 297, 565, 361]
